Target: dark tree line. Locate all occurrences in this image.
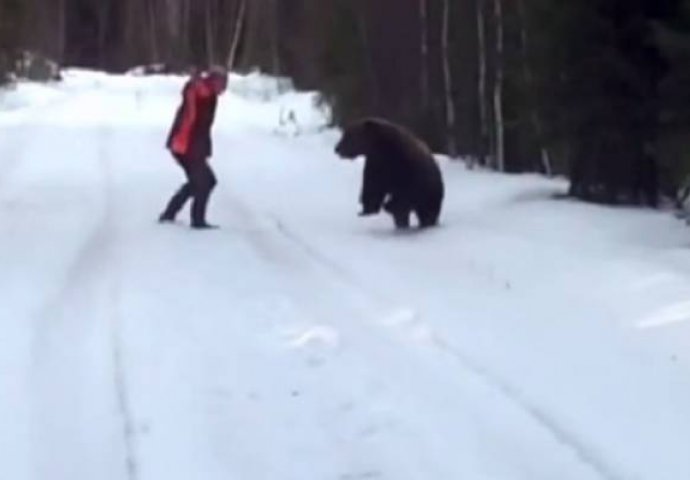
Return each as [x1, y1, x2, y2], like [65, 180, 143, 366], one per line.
[1, 0, 690, 206]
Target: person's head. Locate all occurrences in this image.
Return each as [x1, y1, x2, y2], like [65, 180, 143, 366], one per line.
[207, 67, 228, 95]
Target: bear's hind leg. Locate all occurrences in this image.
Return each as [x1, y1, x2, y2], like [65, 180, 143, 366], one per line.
[384, 196, 412, 229]
[392, 210, 411, 229]
[415, 204, 441, 228]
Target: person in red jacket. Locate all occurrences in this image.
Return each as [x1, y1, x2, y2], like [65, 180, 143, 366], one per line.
[159, 68, 228, 229]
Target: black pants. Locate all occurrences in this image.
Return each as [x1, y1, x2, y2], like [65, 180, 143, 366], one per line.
[162, 154, 217, 226]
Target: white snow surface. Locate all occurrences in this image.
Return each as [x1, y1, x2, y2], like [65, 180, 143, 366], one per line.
[1, 70, 690, 480]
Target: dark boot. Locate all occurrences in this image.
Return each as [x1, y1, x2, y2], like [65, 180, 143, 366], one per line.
[159, 213, 176, 223]
[191, 222, 219, 230]
[160, 183, 192, 222]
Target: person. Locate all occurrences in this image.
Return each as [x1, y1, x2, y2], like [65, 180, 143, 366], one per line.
[159, 67, 228, 229]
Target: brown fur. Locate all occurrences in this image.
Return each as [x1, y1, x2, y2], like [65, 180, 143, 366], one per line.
[335, 118, 444, 229]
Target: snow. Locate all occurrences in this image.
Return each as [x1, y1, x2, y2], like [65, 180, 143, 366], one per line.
[1, 70, 690, 480]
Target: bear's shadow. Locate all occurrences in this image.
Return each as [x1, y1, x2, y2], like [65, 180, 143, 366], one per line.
[364, 223, 447, 240]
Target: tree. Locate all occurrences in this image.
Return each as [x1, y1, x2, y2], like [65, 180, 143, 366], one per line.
[0, 0, 24, 82]
[419, 0, 430, 109]
[492, 0, 505, 172]
[317, 0, 370, 125]
[475, 0, 489, 167]
[226, 0, 247, 70]
[441, 0, 457, 157]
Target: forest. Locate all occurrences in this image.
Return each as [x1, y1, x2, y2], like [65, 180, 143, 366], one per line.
[1, 0, 690, 206]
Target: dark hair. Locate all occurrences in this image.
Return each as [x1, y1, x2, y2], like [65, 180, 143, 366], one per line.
[207, 66, 228, 84]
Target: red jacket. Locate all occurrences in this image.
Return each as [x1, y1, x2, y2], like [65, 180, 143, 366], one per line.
[166, 77, 219, 159]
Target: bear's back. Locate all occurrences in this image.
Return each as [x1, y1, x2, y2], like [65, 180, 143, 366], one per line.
[365, 118, 443, 202]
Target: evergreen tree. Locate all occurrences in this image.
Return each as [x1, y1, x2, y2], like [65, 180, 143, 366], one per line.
[0, 0, 23, 82]
[656, 0, 690, 201]
[316, 0, 369, 125]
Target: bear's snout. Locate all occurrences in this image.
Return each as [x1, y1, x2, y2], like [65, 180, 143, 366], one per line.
[335, 138, 359, 160]
[334, 141, 351, 159]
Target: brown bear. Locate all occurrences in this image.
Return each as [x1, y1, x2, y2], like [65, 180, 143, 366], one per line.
[335, 117, 444, 229]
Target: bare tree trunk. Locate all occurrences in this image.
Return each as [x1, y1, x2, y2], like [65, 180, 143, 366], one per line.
[123, 0, 145, 67]
[147, 0, 160, 63]
[183, 0, 192, 66]
[166, 0, 180, 37]
[226, 0, 247, 70]
[357, 7, 379, 112]
[270, 0, 280, 74]
[97, 0, 109, 68]
[476, 0, 489, 168]
[419, 0, 430, 109]
[162, 0, 180, 65]
[517, 0, 551, 175]
[441, 0, 457, 158]
[57, 0, 66, 64]
[205, 0, 216, 66]
[493, 0, 505, 172]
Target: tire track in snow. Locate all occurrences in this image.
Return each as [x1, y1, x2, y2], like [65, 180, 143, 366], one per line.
[428, 336, 627, 480]
[29, 124, 139, 480]
[111, 289, 139, 480]
[270, 215, 366, 290]
[213, 191, 416, 478]
[256, 214, 629, 480]
[98, 126, 140, 480]
[215, 150, 625, 479]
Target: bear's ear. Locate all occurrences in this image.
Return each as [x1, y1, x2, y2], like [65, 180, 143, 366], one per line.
[361, 118, 376, 128]
[361, 118, 380, 135]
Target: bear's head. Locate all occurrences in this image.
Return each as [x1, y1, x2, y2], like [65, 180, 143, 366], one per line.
[334, 119, 377, 160]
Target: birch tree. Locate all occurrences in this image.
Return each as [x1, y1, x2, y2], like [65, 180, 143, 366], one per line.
[226, 0, 246, 70]
[205, 0, 216, 66]
[492, 0, 505, 171]
[419, 0, 429, 109]
[441, 0, 457, 158]
[517, 0, 551, 175]
[476, 0, 489, 167]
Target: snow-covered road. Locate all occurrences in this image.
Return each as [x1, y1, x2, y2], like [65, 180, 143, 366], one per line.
[2, 71, 690, 480]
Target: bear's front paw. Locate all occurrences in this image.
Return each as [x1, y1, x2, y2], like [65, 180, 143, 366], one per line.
[359, 203, 381, 216]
